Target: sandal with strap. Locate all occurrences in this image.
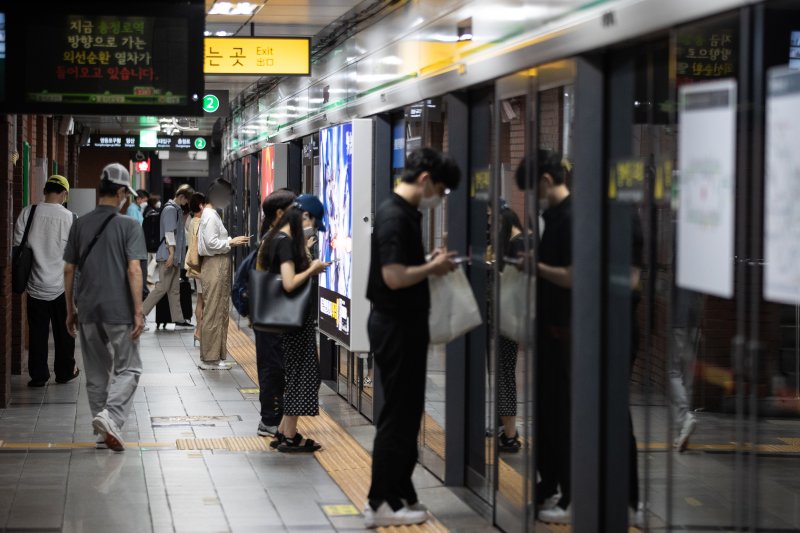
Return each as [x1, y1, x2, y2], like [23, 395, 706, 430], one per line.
[498, 430, 521, 453]
[277, 432, 321, 453]
[269, 432, 285, 449]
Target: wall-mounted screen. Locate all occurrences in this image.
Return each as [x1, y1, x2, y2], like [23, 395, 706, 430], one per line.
[261, 145, 275, 202]
[317, 120, 372, 352]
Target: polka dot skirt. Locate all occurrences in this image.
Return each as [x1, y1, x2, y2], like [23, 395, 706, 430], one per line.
[281, 312, 321, 417]
[498, 335, 518, 417]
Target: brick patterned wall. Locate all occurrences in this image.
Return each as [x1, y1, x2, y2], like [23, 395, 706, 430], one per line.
[539, 88, 563, 153]
[0, 116, 13, 405]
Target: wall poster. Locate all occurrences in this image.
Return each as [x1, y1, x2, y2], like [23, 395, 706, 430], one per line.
[260, 145, 275, 202]
[317, 120, 372, 352]
[765, 68, 800, 304]
[676, 79, 737, 298]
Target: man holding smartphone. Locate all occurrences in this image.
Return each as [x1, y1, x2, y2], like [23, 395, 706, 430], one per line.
[364, 148, 461, 528]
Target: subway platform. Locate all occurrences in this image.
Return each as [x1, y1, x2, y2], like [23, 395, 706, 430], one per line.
[0, 318, 496, 533]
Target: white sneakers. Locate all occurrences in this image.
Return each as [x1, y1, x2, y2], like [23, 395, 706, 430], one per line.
[630, 503, 645, 528]
[363, 502, 428, 528]
[539, 504, 571, 524]
[92, 410, 125, 452]
[198, 361, 232, 370]
[674, 415, 697, 452]
[537, 493, 561, 512]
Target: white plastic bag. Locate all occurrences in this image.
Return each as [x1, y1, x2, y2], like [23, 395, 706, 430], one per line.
[429, 267, 483, 344]
[499, 266, 533, 344]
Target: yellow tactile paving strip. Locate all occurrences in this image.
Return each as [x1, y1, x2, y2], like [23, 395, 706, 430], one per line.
[226, 320, 448, 533]
[422, 414, 446, 460]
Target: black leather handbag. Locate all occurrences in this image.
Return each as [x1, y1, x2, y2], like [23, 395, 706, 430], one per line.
[12, 205, 37, 294]
[248, 269, 312, 332]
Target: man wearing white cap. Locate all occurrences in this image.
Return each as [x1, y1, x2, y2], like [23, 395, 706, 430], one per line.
[13, 175, 78, 387]
[63, 163, 148, 452]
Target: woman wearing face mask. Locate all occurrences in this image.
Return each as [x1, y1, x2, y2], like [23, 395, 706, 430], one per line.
[257, 195, 330, 452]
[197, 179, 251, 369]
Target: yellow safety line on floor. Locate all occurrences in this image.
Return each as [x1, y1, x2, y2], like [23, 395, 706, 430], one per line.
[422, 413, 446, 460]
[226, 320, 448, 533]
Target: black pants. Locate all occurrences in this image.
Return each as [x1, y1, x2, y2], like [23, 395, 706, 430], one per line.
[536, 327, 571, 509]
[368, 310, 428, 510]
[255, 330, 284, 426]
[27, 293, 76, 382]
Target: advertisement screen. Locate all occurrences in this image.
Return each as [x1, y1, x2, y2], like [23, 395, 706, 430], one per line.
[261, 145, 275, 202]
[318, 123, 353, 345]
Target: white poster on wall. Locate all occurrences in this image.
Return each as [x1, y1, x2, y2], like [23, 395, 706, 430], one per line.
[676, 79, 737, 298]
[764, 68, 800, 304]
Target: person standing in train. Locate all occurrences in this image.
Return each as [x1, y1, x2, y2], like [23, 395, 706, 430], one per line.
[363, 148, 460, 528]
[197, 178, 250, 369]
[533, 151, 575, 524]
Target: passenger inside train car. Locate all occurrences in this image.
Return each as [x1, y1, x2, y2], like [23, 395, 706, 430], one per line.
[0, 1, 799, 532]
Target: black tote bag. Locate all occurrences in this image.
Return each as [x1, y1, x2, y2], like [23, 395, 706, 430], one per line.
[12, 205, 37, 294]
[248, 269, 312, 333]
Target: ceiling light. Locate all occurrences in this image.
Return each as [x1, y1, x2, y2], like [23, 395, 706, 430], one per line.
[215, 31, 232, 37]
[380, 56, 403, 66]
[204, 30, 212, 37]
[209, 2, 261, 16]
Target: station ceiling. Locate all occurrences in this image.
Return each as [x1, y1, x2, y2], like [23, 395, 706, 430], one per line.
[76, 0, 366, 138]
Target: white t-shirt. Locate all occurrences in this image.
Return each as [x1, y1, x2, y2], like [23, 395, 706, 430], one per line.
[13, 202, 75, 301]
[197, 207, 231, 257]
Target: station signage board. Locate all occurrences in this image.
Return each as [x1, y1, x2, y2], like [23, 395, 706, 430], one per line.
[89, 134, 208, 150]
[204, 37, 311, 76]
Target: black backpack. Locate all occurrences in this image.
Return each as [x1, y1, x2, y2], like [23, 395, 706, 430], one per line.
[143, 207, 162, 253]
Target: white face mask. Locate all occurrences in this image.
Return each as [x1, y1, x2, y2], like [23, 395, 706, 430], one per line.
[155, 201, 162, 209]
[419, 194, 442, 210]
[119, 194, 128, 210]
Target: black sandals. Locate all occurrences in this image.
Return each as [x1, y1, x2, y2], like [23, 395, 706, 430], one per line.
[276, 432, 321, 453]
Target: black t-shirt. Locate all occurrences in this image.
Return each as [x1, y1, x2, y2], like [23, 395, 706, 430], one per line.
[258, 232, 295, 273]
[538, 195, 572, 328]
[367, 193, 428, 315]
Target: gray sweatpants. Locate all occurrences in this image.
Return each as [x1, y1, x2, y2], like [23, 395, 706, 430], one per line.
[79, 323, 142, 429]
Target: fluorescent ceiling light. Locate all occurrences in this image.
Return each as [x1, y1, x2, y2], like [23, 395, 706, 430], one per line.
[380, 55, 403, 65]
[204, 30, 212, 36]
[209, 2, 261, 16]
[215, 30, 232, 36]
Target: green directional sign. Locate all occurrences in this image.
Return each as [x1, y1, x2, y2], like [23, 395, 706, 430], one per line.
[194, 137, 207, 150]
[202, 94, 220, 113]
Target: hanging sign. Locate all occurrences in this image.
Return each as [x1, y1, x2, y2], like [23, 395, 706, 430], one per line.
[204, 37, 311, 76]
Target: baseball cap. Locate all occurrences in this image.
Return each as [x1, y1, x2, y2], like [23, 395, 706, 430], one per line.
[294, 194, 326, 232]
[101, 163, 137, 197]
[46, 175, 70, 200]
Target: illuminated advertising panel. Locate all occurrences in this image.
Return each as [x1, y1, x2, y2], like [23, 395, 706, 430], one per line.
[260, 145, 275, 202]
[317, 120, 372, 352]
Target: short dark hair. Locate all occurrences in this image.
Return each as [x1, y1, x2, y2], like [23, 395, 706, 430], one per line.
[537, 150, 571, 186]
[261, 188, 297, 235]
[44, 182, 66, 195]
[189, 192, 206, 214]
[400, 148, 460, 190]
[136, 189, 149, 199]
[98, 178, 124, 198]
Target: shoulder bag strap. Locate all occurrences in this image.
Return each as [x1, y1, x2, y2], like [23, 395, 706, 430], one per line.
[19, 204, 38, 249]
[78, 213, 117, 270]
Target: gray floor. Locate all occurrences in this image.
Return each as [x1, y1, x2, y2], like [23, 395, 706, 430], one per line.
[0, 319, 496, 533]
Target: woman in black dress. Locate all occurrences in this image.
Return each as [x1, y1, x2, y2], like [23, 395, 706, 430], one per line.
[257, 195, 330, 453]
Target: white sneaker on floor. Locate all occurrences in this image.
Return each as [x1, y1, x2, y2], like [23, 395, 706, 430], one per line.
[674, 415, 697, 452]
[630, 503, 645, 528]
[198, 361, 232, 370]
[537, 493, 561, 512]
[92, 411, 125, 452]
[401, 499, 428, 512]
[363, 502, 428, 528]
[95, 435, 107, 450]
[539, 505, 571, 524]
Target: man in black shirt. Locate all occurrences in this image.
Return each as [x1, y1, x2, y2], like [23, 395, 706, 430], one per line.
[534, 151, 575, 524]
[364, 148, 460, 528]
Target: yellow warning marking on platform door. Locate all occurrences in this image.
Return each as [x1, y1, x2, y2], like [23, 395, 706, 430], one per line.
[240, 388, 259, 394]
[322, 504, 360, 517]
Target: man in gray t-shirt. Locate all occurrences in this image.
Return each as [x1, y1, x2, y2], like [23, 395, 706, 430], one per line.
[64, 163, 147, 452]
